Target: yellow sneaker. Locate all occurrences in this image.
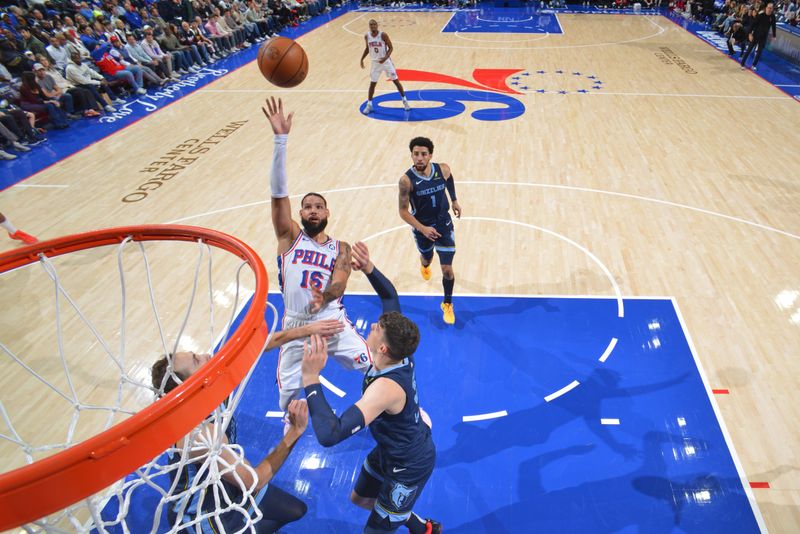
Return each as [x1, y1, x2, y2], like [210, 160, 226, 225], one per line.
[441, 302, 455, 325]
[420, 265, 431, 281]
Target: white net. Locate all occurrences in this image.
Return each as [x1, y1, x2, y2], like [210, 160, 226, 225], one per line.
[0, 231, 276, 533]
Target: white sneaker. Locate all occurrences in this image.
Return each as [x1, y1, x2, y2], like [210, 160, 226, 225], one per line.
[171, 73, 181, 79]
[136, 88, 147, 95]
[12, 141, 30, 152]
[0, 150, 17, 160]
[403, 99, 410, 111]
[189, 66, 201, 72]
[105, 104, 115, 112]
[114, 98, 126, 104]
[364, 102, 372, 114]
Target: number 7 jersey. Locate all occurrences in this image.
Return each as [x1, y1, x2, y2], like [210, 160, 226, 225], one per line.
[278, 231, 343, 318]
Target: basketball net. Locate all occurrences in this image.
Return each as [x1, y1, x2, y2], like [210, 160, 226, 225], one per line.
[0, 227, 274, 533]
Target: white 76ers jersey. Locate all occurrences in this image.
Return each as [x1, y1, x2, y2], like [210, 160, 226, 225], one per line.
[366, 31, 387, 61]
[278, 231, 342, 317]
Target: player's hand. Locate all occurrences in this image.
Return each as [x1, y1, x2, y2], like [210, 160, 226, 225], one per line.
[451, 201, 462, 219]
[307, 319, 344, 338]
[301, 334, 328, 379]
[420, 226, 441, 241]
[308, 284, 324, 314]
[262, 96, 294, 135]
[379, 57, 386, 64]
[351, 241, 374, 274]
[286, 399, 308, 435]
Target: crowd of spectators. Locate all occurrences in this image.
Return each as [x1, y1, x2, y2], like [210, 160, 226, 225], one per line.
[0, 0, 341, 160]
[672, 0, 784, 69]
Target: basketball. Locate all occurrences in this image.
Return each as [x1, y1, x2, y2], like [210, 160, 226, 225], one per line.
[257, 37, 308, 88]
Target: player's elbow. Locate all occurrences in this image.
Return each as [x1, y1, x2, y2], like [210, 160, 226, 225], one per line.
[317, 432, 340, 448]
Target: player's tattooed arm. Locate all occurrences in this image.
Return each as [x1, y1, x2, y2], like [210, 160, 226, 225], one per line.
[310, 242, 352, 313]
[399, 175, 441, 240]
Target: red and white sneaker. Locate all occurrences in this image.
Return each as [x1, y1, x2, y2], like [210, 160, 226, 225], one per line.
[424, 519, 442, 534]
[9, 230, 38, 245]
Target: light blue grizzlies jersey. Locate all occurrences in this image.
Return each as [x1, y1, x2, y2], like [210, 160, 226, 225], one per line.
[363, 358, 435, 463]
[406, 163, 451, 226]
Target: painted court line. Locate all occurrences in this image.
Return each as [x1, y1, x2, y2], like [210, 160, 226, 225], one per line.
[671, 298, 767, 531]
[319, 375, 346, 397]
[544, 380, 580, 402]
[599, 337, 619, 362]
[12, 184, 69, 189]
[600, 418, 620, 425]
[462, 410, 508, 422]
[265, 411, 285, 418]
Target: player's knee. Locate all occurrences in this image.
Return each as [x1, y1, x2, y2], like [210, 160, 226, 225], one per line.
[442, 266, 455, 279]
[289, 498, 308, 520]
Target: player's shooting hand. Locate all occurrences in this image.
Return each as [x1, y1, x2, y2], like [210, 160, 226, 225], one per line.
[286, 399, 308, 435]
[351, 241, 374, 274]
[262, 96, 294, 135]
[301, 334, 328, 379]
[307, 319, 344, 338]
[421, 226, 441, 241]
[451, 201, 462, 219]
[308, 284, 324, 314]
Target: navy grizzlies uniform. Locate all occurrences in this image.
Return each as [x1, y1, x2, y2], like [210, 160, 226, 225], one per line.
[354, 359, 436, 525]
[407, 163, 456, 265]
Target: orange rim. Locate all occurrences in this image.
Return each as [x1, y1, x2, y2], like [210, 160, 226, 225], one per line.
[0, 225, 269, 530]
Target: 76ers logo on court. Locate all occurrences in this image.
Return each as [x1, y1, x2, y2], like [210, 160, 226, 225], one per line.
[361, 68, 526, 122]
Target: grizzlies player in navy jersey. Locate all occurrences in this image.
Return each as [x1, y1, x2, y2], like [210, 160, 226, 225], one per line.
[398, 137, 462, 325]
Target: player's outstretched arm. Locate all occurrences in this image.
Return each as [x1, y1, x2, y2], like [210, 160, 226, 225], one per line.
[352, 241, 401, 313]
[440, 163, 461, 218]
[265, 319, 345, 351]
[301, 335, 404, 447]
[262, 97, 300, 248]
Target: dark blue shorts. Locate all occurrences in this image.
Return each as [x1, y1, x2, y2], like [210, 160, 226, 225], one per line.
[412, 218, 456, 265]
[354, 443, 436, 524]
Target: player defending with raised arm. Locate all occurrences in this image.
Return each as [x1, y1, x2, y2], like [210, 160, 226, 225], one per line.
[398, 137, 462, 325]
[301, 321, 440, 533]
[360, 19, 410, 114]
[263, 97, 372, 411]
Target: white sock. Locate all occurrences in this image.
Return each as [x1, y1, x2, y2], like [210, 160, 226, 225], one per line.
[1, 219, 17, 234]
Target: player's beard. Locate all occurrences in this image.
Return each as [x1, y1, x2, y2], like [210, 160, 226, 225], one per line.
[301, 217, 328, 238]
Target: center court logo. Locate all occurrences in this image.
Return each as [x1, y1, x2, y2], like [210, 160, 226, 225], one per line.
[361, 68, 527, 122]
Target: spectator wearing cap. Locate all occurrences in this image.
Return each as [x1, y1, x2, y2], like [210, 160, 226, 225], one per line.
[110, 36, 167, 86]
[94, 44, 148, 95]
[33, 62, 80, 119]
[65, 51, 122, 112]
[35, 59, 102, 117]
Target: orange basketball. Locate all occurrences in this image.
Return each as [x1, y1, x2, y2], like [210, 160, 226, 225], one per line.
[257, 37, 308, 88]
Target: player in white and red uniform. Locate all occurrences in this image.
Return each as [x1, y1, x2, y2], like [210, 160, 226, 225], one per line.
[263, 97, 372, 410]
[360, 19, 410, 114]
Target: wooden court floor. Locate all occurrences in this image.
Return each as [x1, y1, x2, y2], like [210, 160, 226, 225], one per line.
[1, 10, 798, 531]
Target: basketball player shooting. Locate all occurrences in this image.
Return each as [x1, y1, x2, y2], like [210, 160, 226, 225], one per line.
[360, 19, 410, 114]
[262, 97, 373, 412]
